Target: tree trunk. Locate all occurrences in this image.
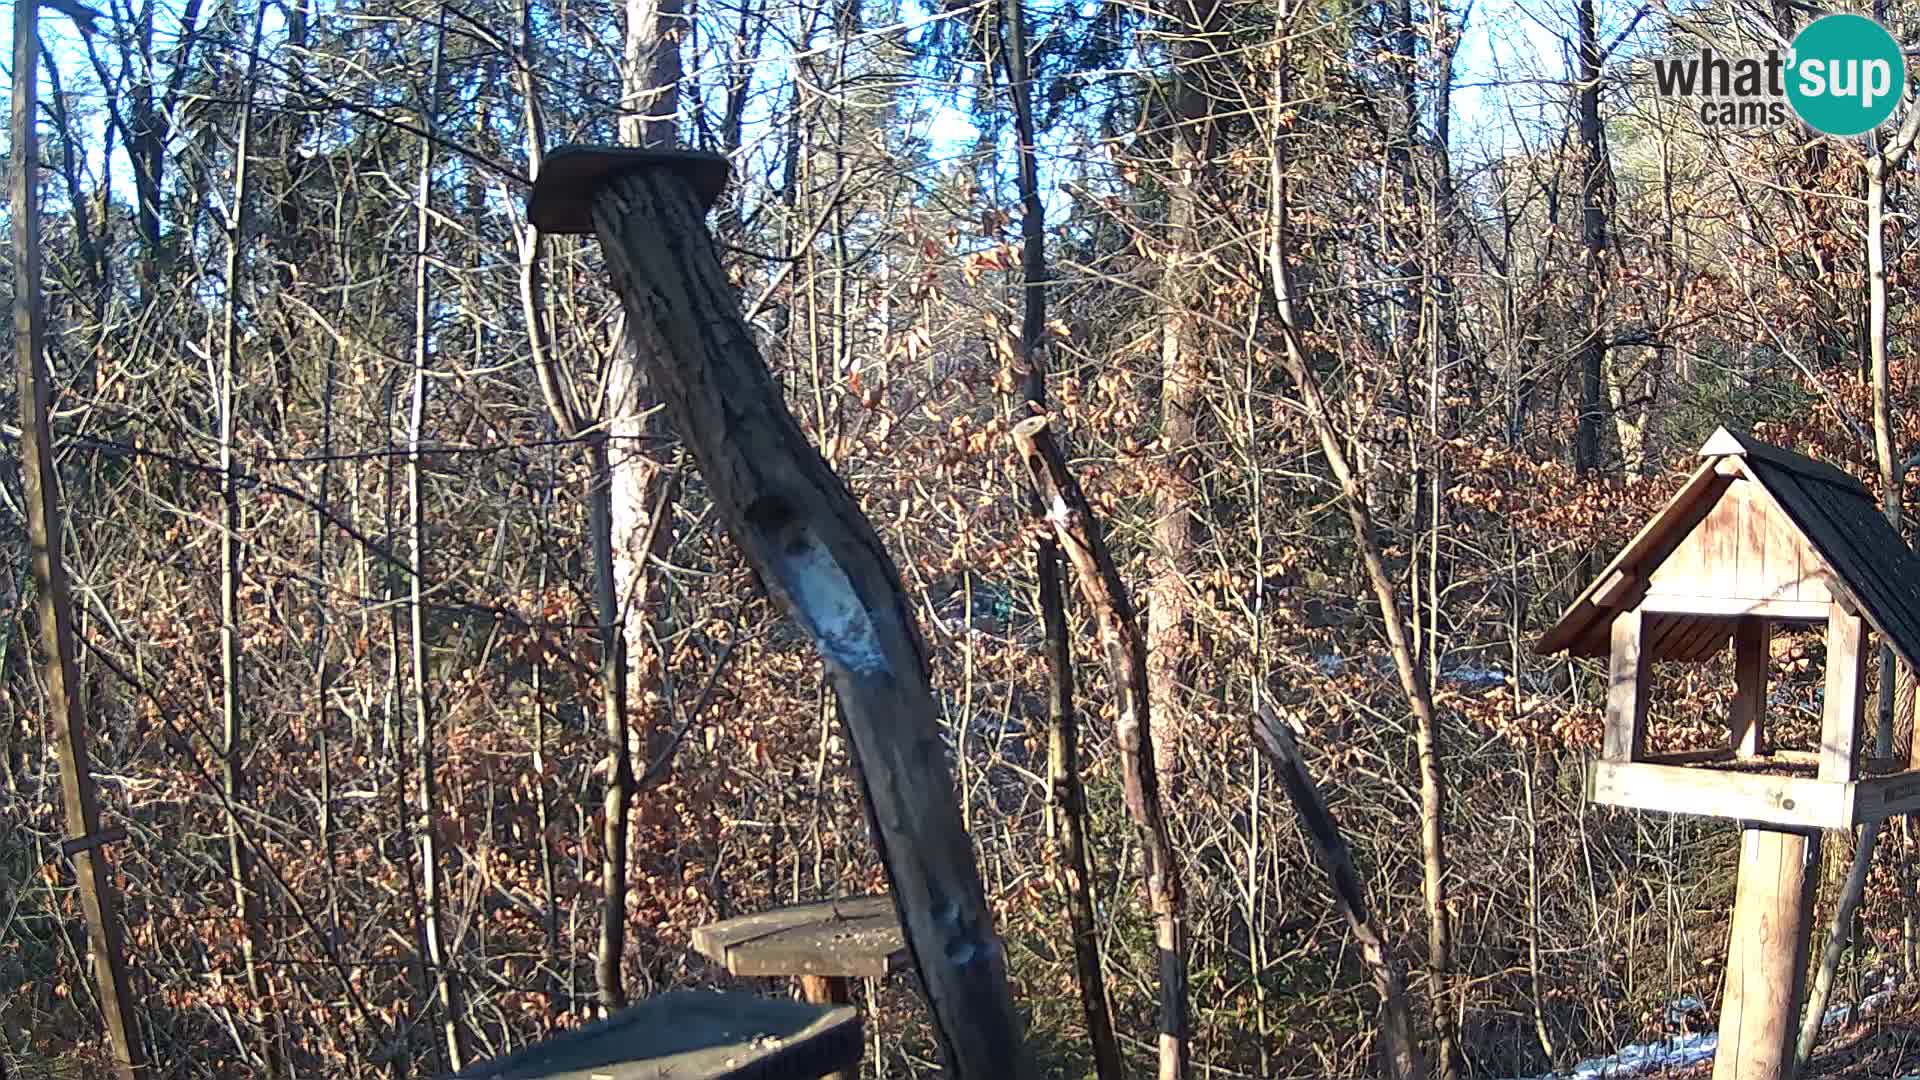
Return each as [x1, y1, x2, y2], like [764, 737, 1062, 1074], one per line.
[12, 6, 144, 1073]
[1266, 42, 1455, 1072]
[590, 0, 689, 1009]
[1013, 415, 1190, 1080]
[408, 15, 466, 1069]
[1573, 0, 1608, 478]
[999, 0, 1120, 1070]
[1251, 704, 1426, 1080]
[582, 163, 1034, 1079]
[218, 10, 278, 1070]
[1147, 0, 1223, 799]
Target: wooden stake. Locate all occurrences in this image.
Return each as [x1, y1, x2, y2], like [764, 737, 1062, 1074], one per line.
[12, 3, 144, 1074]
[799, 976, 856, 1080]
[1821, 606, 1867, 782]
[1713, 827, 1819, 1080]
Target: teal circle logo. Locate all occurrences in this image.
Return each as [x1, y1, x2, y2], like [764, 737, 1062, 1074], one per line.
[1786, 14, 1905, 136]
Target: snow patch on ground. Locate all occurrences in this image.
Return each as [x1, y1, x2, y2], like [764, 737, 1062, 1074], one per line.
[1504, 988, 1896, 1080]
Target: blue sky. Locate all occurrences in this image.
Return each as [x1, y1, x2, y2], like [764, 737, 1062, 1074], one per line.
[2, 0, 1672, 219]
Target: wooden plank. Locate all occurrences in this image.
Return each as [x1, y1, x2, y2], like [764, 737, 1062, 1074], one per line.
[1760, 474, 1811, 602]
[527, 145, 730, 233]
[1738, 479, 1783, 602]
[1643, 748, 1737, 766]
[1643, 612, 1691, 659]
[1758, 750, 1902, 774]
[59, 826, 129, 860]
[450, 990, 862, 1080]
[1732, 617, 1770, 758]
[1587, 761, 1853, 830]
[1606, 610, 1651, 762]
[1649, 513, 1710, 598]
[1706, 487, 1743, 596]
[1820, 606, 1867, 782]
[1594, 570, 1636, 607]
[1674, 617, 1735, 662]
[691, 897, 906, 979]
[1637, 595, 1831, 621]
[1851, 769, 1920, 822]
[1712, 827, 1821, 1080]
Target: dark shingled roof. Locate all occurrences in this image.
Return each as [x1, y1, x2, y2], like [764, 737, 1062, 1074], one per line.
[1536, 427, 1920, 672]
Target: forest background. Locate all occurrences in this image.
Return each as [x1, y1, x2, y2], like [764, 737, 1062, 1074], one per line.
[6, 0, 1920, 1075]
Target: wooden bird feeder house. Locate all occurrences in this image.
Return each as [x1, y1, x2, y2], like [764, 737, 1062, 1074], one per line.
[1538, 426, 1920, 1080]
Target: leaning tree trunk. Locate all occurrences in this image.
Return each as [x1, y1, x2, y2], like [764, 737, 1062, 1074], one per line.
[1265, 28, 1455, 1072]
[1013, 415, 1190, 1080]
[13, 3, 144, 1074]
[1251, 704, 1425, 1080]
[566, 161, 1034, 1079]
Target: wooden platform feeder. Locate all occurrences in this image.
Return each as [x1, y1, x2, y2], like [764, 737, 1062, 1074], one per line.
[1537, 427, 1920, 1080]
[692, 896, 907, 1080]
[448, 990, 860, 1079]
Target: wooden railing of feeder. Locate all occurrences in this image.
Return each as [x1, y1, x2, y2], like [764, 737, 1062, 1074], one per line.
[527, 146, 1032, 1080]
[1537, 426, 1920, 1080]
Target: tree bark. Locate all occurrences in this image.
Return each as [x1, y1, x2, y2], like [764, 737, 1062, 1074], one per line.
[998, 0, 1121, 1072]
[584, 165, 1034, 1079]
[12, 4, 144, 1073]
[1147, 0, 1223, 798]
[217, 9, 278, 1071]
[1013, 415, 1189, 1080]
[588, 0, 689, 1010]
[1573, 0, 1608, 478]
[408, 15, 466, 1069]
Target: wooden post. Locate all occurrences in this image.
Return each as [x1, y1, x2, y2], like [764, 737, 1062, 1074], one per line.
[800, 976, 856, 1080]
[528, 148, 1031, 1080]
[1820, 606, 1867, 782]
[12, 3, 145, 1076]
[1011, 414, 1190, 1080]
[1606, 609, 1650, 762]
[1713, 827, 1820, 1080]
[1731, 617, 1769, 759]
